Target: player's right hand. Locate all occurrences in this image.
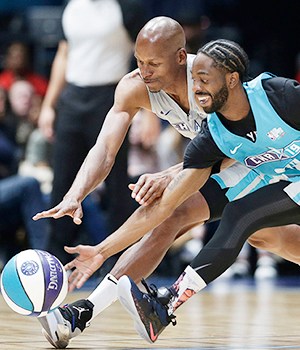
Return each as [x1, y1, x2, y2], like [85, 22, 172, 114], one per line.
[32, 197, 83, 225]
[64, 245, 105, 291]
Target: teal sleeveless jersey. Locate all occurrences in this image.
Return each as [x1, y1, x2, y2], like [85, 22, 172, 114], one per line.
[208, 72, 300, 204]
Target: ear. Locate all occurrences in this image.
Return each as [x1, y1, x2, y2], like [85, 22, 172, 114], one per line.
[227, 72, 240, 89]
[177, 48, 187, 65]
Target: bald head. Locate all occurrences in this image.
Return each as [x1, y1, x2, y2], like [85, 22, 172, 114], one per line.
[136, 16, 186, 51]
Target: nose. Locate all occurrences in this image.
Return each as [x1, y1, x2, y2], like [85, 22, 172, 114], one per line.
[140, 65, 153, 79]
[192, 80, 203, 93]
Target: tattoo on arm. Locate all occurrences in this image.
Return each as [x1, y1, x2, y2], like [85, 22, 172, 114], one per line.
[168, 171, 186, 191]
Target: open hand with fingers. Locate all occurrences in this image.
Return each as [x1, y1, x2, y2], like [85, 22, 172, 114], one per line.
[32, 196, 83, 225]
[64, 245, 105, 291]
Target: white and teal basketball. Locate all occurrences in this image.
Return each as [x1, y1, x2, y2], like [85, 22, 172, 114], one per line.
[0, 249, 68, 317]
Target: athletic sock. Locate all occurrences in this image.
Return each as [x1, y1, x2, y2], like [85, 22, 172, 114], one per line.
[169, 265, 206, 313]
[87, 273, 118, 321]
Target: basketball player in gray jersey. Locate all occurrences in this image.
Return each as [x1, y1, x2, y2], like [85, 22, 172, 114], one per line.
[33, 17, 300, 348]
[148, 54, 204, 138]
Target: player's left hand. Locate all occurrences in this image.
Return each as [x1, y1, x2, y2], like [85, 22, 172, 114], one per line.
[64, 245, 105, 291]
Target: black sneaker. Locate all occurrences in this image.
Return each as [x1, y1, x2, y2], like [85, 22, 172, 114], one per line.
[38, 299, 94, 348]
[117, 276, 176, 343]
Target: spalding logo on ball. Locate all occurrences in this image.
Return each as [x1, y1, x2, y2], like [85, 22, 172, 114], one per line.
[0, 249, 68, 317]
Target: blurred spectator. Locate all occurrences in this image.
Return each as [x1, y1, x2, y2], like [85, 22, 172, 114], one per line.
[174, 0, 242, 54]
[0, 41, 48, 96]
[0, 88, 49, 269]
[0, 87, 13, 144]
[0, 87, 7, 120]
[37, 0, 147, 264]
[5, 80, 40, 159]
[0, 87, 18, 176]
[0, 174, 50, 269]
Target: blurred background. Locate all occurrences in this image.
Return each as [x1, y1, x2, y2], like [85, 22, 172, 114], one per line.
[0, 0, 299, 282]
[0, 0, 299, 79]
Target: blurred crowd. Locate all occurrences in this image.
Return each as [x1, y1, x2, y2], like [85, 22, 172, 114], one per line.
[0, 0, 299, 279]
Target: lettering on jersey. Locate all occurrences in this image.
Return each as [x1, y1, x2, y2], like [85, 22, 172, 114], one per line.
[173, 123, 190, 132]
[267, 127, 285, 141]
[273, 158, 300, 174]
[244, 140, 300, 168]
[173, 120, 202, 134]
[246, 131, 257, 142]
[194, 120, 201, 132]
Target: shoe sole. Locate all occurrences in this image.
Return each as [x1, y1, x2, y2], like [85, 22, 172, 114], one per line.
[118, 276, 153, 343]
[39, 313, 70, 349]
[41, 324, 70, 349]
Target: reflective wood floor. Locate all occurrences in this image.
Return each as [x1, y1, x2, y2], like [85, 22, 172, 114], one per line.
[1, 278, 300, 350]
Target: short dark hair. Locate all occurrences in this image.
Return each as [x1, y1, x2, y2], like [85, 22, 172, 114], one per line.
[198, 39, 250, 82]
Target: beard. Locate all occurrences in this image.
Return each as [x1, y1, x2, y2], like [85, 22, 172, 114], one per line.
[203, 84, 229, 114]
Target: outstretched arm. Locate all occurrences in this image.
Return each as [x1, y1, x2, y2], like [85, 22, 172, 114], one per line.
[33, 72, 146, 224]
[65, 166, 211, 289]
[98, 167, 211, 256]
[33, 105, 133, 224]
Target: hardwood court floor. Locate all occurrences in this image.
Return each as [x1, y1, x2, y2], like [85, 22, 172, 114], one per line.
[1, 277, 300, 350]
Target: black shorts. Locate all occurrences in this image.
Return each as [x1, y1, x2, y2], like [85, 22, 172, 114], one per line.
[200, 177, 229, 223]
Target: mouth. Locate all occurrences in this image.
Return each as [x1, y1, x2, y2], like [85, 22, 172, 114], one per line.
[144, 80, 155, 88]
[143, 79, 160, 92]
[195, 94, 211, 106]
[143, 79, 156, 85]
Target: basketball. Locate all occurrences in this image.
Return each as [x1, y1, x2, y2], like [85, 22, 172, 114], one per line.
[0, 249, 68, 317]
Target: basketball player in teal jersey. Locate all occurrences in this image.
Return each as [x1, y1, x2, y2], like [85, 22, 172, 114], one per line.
[33, 19, 300, 348]
[114, 39, 300, 343]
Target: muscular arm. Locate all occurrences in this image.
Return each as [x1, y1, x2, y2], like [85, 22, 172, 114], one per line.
[65, 106, 133, 203]
[96, 166, 212, 259]
[33, 71, 149, 223]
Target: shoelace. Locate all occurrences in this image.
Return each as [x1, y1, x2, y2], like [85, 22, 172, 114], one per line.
[141, 279, 177, 326]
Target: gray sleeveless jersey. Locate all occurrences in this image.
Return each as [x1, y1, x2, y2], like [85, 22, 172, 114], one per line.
[147, 54, 207, 140]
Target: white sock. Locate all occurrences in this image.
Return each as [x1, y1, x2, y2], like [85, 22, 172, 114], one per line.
[87, 273, 118, 321]
[170, 265, 206, 313]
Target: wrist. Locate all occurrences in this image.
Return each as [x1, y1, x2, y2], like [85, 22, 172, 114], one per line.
[63, 192, 84, 204]
[96, 243, 110, 261]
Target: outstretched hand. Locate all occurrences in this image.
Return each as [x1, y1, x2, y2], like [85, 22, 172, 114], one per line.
[64, 245, 105, 291]
[32, 197, 83, 225]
